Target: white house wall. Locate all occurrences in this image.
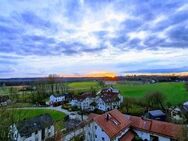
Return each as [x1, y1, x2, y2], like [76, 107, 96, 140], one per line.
[50, 95, 65, 103]
[134, 129, 171, 141]
[113, 128, 129, 141]
[81, 98, 94, 110]
[134, 129, 150, 141]
[85, 121, 110, 141]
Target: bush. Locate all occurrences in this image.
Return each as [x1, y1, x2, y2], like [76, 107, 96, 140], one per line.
[71, 106, 79, 111]
[62, 103, 71, 110]
[71, 134, 85, 141]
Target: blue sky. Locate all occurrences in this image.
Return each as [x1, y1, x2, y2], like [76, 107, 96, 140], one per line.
[0, 0, 188, 78]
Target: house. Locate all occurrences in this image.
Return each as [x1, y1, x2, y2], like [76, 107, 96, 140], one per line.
[84, 109, 131, 141]
[9, 114, 55, 141]
[96, 87, 123, 111]
[170, 107, 184, 123]
[49, 94, 65, 105]
[183, 101, 188, 111]
[0, 95, 11, 106]
[125, 114, 182, 141]
[82, 109, 182, 141]
[100, 87, 123, 103]
[49, 93, 72, 105]
[147, 110, 166, 121]
[70, 92, 96, 111]
[63, 93, 73, 102]
[99, 87, 120, 94]
[96, 93, 121, 111]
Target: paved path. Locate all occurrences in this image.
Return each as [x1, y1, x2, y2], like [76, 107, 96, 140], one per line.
[63, 128, 84, 141]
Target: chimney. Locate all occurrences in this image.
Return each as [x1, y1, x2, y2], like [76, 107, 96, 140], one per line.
[105, 114, 111, 121]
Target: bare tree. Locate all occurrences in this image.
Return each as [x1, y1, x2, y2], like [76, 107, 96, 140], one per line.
[144, 92, 166, 110]
[9, 87, 18, 102]
[121, 97, 134, 113]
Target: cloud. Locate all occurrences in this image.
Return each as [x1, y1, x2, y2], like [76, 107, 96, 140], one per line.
[0, 0, 188, 77]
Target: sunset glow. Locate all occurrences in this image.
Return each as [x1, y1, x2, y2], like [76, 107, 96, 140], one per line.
[86, 71, 117, 78]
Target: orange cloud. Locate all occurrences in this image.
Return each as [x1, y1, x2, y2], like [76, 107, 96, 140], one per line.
[86, 71, 117, 78]
[58, 71, 117, 78]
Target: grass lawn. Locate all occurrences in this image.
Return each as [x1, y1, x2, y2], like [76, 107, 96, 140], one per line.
[114, 82, 188, 105]
[67, 81, 100, 90]
[12, 109, 66, 129]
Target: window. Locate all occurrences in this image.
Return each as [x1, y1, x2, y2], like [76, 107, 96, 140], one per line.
[95, 126, 97, 129]
[102, 137, 105, 141]
[48, 132, 51, 136]
[95, 135, 97, 138]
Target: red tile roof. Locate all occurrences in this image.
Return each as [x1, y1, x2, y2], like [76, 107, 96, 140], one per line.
[125, 115, 182, 139]
[90, 109, 131, 139]
[120, 131, 135, 141]
[88, 110, 182, 140]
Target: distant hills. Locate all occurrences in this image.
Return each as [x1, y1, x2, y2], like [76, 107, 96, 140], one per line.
[125, 66, 188, 74]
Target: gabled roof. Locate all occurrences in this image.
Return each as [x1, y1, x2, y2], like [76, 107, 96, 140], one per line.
[16, 114, 53, 137]
[88, 110, 182, 140]
[100, 92, 120, 103]
[100, 87, 119, 94]
[73, 92, 95, 102]
[125, 115, 181, 139]
[89, 109, 131, 139]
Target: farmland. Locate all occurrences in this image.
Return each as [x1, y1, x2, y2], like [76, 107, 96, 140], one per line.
[114, 82, 188, 105]
[67, 81, 100, 90]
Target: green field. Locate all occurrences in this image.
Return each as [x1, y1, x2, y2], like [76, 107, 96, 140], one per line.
[13, 109, 65, 121]
[114, 82, 188, 105]
[67, 81, 100, 90]
[11, 109, 66, 129]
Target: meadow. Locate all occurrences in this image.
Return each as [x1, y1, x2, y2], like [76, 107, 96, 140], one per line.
[1, 81, 187, 106]
[114, 82, 188, 105]
[67, 81, 100, 89]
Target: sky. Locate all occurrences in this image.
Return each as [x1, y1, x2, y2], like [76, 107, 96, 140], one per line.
[0, 0, 188, 78]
